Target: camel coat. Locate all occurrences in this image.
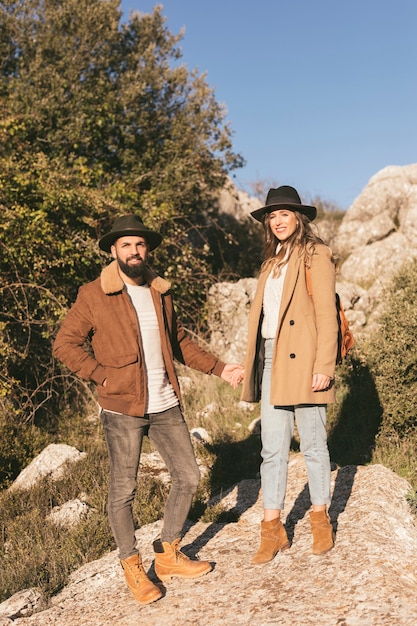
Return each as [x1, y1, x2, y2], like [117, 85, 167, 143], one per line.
[240, 244, 338, 406]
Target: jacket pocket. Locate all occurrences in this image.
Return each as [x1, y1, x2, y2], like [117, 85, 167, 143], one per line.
[101, 352, 138, 396]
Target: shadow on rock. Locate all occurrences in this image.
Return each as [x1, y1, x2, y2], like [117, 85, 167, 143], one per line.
[328, 355, 383, 466]
[185, 434, 261, 555]
[284, 464, 357, 544]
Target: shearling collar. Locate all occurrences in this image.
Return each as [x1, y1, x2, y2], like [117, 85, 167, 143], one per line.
[100, 260, 171, 295]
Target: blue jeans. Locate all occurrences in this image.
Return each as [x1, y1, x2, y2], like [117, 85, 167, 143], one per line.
[100, 406, 200, 559]
[260, 339, 331, 510]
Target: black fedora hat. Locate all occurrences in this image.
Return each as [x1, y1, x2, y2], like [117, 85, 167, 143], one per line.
[250, 186, 317, 222]
[99, 214, 163, 252]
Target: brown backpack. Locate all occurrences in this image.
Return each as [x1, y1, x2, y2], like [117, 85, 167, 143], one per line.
[305, 266, 354, 364]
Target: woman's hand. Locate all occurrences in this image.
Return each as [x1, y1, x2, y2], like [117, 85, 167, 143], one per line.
[312, 373, 331, 391]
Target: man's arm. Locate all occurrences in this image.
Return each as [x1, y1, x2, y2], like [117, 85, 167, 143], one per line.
[53, 289, 106, 385]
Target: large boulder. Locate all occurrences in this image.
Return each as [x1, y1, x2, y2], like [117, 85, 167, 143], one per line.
[334, 163, 417, 331]
[334, 164, 417, 257]
[5, 456, 417, 625]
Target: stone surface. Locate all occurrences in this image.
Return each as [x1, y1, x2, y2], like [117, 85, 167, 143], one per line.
[208, 277, 257, 363]
[218, 178, 262, 222]
[9, 444, 86, 493]
[48, 498, 94, 529]
[0, 589, 41, 621]
[7, 454, 416, 626]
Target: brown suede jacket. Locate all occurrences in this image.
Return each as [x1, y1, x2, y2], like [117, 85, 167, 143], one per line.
[53, 260, 225, 416]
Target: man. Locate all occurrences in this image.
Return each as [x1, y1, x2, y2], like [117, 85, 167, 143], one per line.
[53, 214, 243, 605]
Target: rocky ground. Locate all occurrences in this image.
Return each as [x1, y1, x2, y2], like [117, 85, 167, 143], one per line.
[1, 453, 416, 626]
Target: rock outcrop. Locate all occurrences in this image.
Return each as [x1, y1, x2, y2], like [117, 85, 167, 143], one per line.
[2, 454, 416, 626]
[334, 163, 417, 331]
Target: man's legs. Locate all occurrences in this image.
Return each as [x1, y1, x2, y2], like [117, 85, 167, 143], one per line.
[148, 406, 212, 580]
[101, 410, 162, 604]
[101, 410, 148, 559]
[148, 406, 200, 542]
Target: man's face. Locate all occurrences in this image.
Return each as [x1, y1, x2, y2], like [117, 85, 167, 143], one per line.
[111, 235, 149, 279]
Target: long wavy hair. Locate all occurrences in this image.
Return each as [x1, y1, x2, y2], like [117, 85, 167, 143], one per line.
[261, 210, 332, 277]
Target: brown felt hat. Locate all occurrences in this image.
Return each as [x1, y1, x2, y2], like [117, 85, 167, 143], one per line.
[99, 214, 163, 252]
[250, 185, 317, 222]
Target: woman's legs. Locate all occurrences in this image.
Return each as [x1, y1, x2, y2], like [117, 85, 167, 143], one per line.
[295, 404, 331, 508]
[253, 340, 292, 563]
[259, 340, 294, 516]
[295, 404, 334, 554]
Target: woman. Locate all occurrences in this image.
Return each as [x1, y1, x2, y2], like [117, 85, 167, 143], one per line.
[241, 185, 338, 563]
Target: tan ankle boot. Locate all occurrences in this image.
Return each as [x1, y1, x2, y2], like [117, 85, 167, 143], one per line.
[120, 553, 162, 604]
[309, 510, 334, 555]
[153, 538, 212, 582]
[252, 518, 290, 565]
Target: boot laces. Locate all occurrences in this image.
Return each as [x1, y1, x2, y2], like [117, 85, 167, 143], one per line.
[172, 541, 190, 563]
[125, 559, 147, 583]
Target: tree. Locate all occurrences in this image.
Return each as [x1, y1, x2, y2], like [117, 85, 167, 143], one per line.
[0, 0, 244, 431]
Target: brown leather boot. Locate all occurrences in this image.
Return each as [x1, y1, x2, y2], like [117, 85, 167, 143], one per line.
[309, 510, 334, 555]
[120, 553, 162, 604]
[153, 538, 212, 582]
[252, 518, 290, 565]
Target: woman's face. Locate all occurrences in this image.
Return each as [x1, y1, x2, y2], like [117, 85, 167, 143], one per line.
[268, 209, 298, 242]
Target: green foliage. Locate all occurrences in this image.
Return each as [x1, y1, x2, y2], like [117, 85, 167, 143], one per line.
[0, 413, 51, 487]
[406, 490, 417, 516]
[363, 260, 417, 486]
[367, 262, 417, 437]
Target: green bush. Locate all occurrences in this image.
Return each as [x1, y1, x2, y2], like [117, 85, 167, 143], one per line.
[327, 260, 417, 490]
[366, 260, 417, 487]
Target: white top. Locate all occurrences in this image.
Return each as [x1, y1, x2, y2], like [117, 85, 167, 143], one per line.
[261, 264, 288, 339]
[126, 283, 179, 414]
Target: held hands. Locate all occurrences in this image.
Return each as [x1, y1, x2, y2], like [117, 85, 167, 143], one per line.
[312, 373, 331, 392]
[221, 363, 245, 389]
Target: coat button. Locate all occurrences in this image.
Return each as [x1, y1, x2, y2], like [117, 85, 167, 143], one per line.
[290, 353, 296, 359]
[290, 320, 295, 325]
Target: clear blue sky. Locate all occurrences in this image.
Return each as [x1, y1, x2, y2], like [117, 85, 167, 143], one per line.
[120, 0, 417, 209]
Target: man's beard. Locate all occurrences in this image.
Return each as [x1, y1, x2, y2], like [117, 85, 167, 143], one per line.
[116, 256, 147, 279]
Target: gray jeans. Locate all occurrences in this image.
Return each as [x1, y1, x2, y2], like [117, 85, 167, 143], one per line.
[100, 406, 200, 560]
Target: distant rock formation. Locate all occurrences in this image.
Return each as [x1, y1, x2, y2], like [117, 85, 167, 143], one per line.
[334, 163, 417, 331]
